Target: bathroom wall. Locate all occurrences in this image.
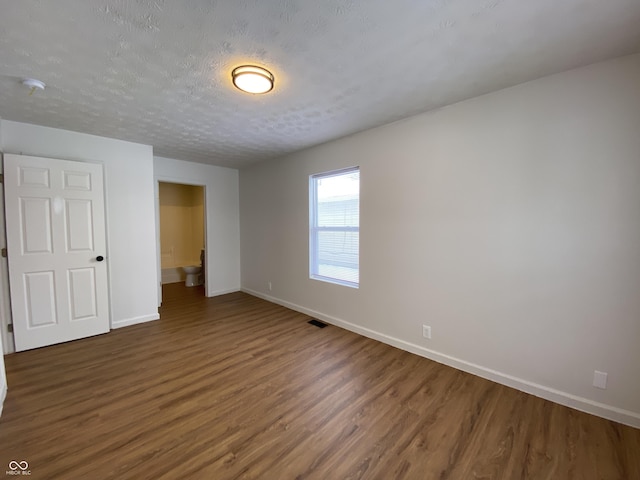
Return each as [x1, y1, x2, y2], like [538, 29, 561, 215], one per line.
[159, 182, 204, 273]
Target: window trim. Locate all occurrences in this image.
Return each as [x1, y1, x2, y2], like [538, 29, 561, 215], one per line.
[309, 166, 360, 289]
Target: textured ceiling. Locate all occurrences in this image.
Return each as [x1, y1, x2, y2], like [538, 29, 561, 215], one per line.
[1, 0, 639, 168]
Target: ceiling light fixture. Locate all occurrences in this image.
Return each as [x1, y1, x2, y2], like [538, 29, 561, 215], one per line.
[22, 78, 46, 95]
[231, 65, 274, 94]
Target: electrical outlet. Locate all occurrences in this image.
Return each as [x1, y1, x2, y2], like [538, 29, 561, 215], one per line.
[422, 325, 431, 339]
[268, 281, 272, 291]
[593, 370, 607, 389]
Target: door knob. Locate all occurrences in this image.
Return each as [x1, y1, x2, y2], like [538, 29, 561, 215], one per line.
[96, 256, 104, 262]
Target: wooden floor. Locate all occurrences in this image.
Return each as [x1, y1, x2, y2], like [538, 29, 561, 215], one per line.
[1, 284, 638, 479]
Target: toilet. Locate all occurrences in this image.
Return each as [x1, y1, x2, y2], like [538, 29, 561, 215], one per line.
[183, 249, 205, 287]
[183, 265, 202, 287]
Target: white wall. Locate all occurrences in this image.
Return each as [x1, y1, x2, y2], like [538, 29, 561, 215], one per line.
[240, 54, 640, 427]
[154, 156, 240, 297]
[0, 120, 159, 333]
[0, 120, 6, 414]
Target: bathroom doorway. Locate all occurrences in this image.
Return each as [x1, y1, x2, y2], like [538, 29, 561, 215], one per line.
[158, 182, 206, 296]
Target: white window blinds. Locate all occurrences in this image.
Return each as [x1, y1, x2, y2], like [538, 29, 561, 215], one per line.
[309, 167, 360, 288]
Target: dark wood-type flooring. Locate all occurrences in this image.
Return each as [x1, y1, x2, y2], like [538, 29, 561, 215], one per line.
[1, 283, 639, 479]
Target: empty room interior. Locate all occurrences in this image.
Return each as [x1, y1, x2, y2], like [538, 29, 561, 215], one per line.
[0, 1, 639, 478]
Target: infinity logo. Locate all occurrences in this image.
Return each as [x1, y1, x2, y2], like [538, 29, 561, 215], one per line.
[8, 461, 28, 470]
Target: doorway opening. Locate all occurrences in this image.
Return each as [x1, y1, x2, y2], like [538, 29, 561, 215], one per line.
[158, 182, 206, 297]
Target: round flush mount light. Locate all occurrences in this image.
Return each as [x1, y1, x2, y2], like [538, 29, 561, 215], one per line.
[231, 65, 274, 94]
[22, 78, 46, 95]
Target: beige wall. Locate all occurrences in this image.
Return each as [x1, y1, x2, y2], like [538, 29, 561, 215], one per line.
[159, 182, 204, 268]
[240, 54, 640, 427]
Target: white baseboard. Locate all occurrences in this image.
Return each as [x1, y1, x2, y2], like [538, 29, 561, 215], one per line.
[207, 287, 241, 298]
[242, 287, 640, 429]
[111, 313, 160, 329]
[0, 382, 6, 418]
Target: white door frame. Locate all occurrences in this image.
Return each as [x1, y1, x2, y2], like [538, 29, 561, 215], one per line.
[154, 176, 208, 305]
[0, 158, 15, 354]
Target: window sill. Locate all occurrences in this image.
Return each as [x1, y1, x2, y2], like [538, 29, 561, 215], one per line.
[310, 274, 359, 289]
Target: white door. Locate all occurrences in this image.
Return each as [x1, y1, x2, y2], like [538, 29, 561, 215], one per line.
[4, 154, 109, 351]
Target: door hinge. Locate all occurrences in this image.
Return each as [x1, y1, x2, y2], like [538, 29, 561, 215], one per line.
[7, 324, 13, 333]
[1, 248, 6, 258]
[0, 173, 3, 183]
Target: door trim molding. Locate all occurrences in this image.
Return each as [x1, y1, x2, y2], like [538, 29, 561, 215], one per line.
[0, 157, 15, 354]
[154, 175, 209, 305]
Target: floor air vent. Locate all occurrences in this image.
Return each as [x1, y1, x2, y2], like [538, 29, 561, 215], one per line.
[308, 319, 328, 328]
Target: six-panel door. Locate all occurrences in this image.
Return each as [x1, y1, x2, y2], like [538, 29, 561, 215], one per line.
[4, 154, 109, 351]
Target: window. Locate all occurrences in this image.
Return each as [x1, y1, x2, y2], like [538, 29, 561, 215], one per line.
[309, 167, 360, 288]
